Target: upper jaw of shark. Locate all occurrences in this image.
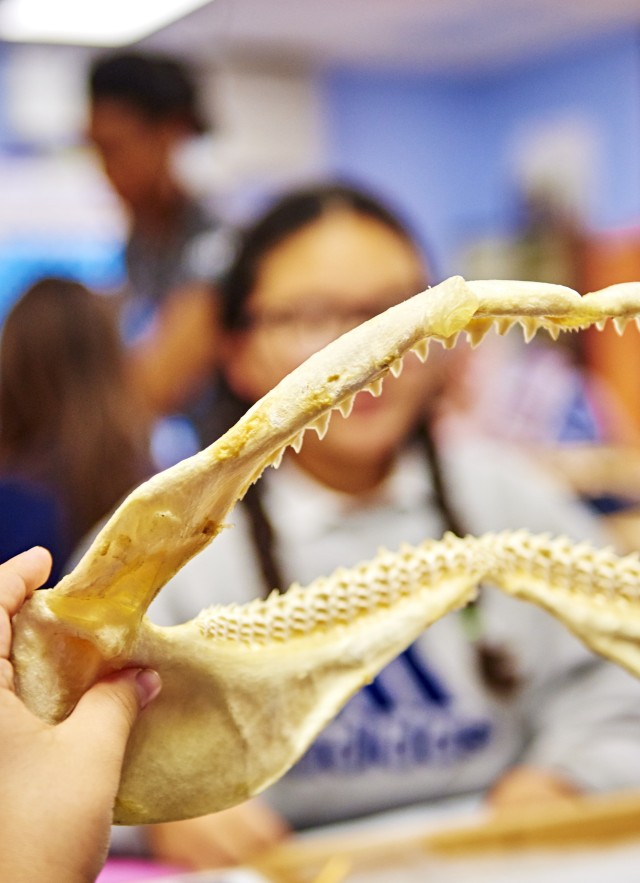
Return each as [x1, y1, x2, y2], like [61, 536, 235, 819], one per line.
[10, 275, 640, 824]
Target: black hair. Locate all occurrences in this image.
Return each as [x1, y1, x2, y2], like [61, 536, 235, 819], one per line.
[88, 51, 208, 134]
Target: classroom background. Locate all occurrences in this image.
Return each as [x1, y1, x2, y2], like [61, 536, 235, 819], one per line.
[2, 2, 640, 423]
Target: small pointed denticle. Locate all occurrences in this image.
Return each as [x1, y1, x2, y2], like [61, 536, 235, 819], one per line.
[614, 317, 630, 335]
[365, 377, 384, 397]
[495, 318, 516, 335]
[310, 412, 332, 439]
[441, 332, 460, 349]
[545, 323, 561, 341]
[411, 339, 430, 362]
[12, 274, 640, 827]
[389, 358, 404, 378]
[338, 394, 356, 418]
[520, 317, 540, 343]
[291, 430, 305, 453]
[269, 446, 286, 469]
[465, 321, 493, 347]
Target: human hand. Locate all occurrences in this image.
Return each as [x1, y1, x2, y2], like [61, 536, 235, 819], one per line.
[487, 764, 581, 811]
[0, 547, 162, 883]
[146, 798, 290, 869]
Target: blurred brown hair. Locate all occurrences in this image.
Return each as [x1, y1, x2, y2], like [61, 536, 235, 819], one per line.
[0, 277, 151, 543]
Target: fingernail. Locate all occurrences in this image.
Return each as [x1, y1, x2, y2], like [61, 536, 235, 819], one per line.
[134, 669, 162, 709]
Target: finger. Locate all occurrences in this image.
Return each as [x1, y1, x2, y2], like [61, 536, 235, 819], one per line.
[239, 800, 291, 845]
[60, 668, 161, 770]
[0, 547, 52, 612]
[0, 548, 52, 660]
[0, 656, 15, 690]
[206, 802, 288, 865]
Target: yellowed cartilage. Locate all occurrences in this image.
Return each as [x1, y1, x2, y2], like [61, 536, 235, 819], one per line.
[11, 275, 640, 824]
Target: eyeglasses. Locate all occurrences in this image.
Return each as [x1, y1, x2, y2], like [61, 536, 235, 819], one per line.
[239, 287, 427, 347]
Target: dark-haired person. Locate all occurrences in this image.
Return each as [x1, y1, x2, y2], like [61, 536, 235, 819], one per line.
[0, 546, 162, 883]
[118, 183, 640, 869]
[0, 277, 151, 584]
[87, 51, 235, 442]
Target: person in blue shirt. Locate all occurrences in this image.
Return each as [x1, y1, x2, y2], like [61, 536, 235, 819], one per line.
[0, 276, 151, 584]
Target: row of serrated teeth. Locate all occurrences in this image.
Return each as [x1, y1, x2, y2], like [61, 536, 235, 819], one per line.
[196, 533, 479, 644]
[593, 317, 640, 333]
[270, 334, 454, 470]
[460, 311, 640, 351]
[263, 369, 395, 474]
[262, 348, 414, 476]
[486, 531, 640, 602]
[267, 294, 633, 478]
[267, 304, 640, 480]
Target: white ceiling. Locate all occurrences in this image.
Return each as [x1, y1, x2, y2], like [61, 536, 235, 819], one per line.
[141, 0, 640, 72]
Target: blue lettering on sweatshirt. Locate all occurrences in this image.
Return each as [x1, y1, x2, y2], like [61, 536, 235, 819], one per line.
[290, 648, 492, 777]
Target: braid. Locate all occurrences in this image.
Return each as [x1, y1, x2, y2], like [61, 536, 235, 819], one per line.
[207, 377, 285, 598]
[419, 419, 522, 699]
[242, 480, 286, 597]
[418, 421, 467, 538]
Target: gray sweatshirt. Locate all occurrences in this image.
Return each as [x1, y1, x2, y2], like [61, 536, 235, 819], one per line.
[144, 437, 640, 830]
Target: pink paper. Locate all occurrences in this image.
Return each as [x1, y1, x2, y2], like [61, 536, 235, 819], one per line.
[97, 857, 187, 882]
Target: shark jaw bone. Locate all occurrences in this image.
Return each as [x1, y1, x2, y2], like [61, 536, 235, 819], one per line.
[10, 275, 640, 824]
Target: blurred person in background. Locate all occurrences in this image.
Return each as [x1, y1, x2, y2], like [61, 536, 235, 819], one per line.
[87, 51, 235, 455]
[0, 277, 151, 585]
[122, 182, 640, 869]
[457, 186, 640, 548]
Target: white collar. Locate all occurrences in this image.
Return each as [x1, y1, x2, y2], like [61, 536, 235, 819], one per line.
[263, 444, 434, 544]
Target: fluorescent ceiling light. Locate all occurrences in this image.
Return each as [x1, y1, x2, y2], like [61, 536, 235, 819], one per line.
[0, 0, 212, 46]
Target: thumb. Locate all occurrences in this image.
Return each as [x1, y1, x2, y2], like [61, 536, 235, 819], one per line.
[61, 668, 162, 766]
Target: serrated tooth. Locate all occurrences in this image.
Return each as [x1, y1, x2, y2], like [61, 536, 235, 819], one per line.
[291, 431, 305, 453]
[596, 319, 607, 331]
[310, 412, 332, 439]
[441, 332, 459, 350]
[545, 323, 561, 341]
[635, 318, 640, 332]
[496, 318, 515, 335]
[365, 377, 384, 397]
[411, 339, 430, 362]
[614, 317, 629, 335]
[338, 395, 355, 418]
[389, 358, 403, 378]
[270, 446, 285, 469]
[520, 317, 539, 343]
[465, 325, 491, 347]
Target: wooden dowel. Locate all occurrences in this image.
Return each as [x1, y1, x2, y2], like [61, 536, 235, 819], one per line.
[253, 788, 640, 880]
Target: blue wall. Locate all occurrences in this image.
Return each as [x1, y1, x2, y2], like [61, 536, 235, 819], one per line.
[322, 30, 640, 278]
[0, 45, 125, 319]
